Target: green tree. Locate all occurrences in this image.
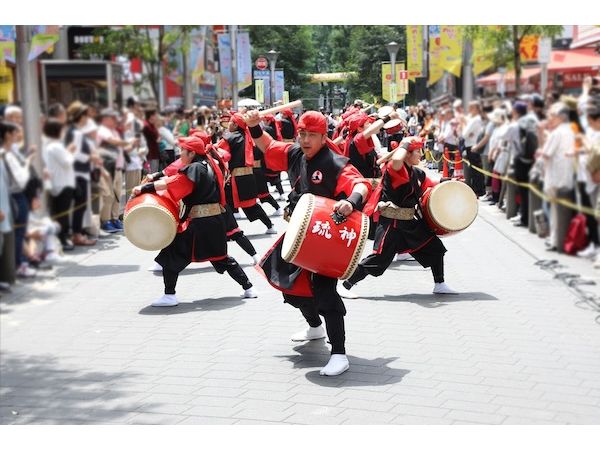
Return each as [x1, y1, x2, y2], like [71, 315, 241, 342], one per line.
[242, 25, 316, 101]
[463, 25, 564, 94]
[82, 25, 197, 105]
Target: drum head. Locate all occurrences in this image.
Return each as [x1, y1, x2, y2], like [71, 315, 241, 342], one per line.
[124, 205, 177, 251]
[377, 106, 394, 119]
[428, 181, 478, 232]
[281, 193, 314, 262]
[383, 118, 402, 130]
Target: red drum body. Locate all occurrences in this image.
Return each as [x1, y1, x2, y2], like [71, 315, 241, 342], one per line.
[124, 192, 180, 251]
[281, 193, 370, 279]
[420, 180, 478, 236]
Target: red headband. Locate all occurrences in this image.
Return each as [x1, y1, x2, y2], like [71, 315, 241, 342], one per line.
[178, 136, 206, 155]
[231, 113, 247, 130]
[297, 111, 327, 135]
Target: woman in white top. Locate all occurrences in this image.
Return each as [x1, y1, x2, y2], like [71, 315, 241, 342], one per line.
[42, 118, 76, 250]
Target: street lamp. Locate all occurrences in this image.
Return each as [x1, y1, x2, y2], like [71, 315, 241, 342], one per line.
[386, 41, 400, 105]
[266, 49, 279, 106]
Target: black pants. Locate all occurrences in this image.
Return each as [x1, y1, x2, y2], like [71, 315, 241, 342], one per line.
[162, 256, 252, 295]
[242, 204, 273, 229]
[283, 273, 346, 355]
[465, 148, 485, 196]
[260, 194, 281, 212]
[72, 177, 88, 234]
[346, 231, 445, 287]
[514, 161, 533, 226]
[579, 182, 599, 245]
[230, 231, 257, 256]
[51, 187, 74, 245]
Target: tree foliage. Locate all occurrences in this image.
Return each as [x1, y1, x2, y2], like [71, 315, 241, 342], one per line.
[463, 25, 564, 94]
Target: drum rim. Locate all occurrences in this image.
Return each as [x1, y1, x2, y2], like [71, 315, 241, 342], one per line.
[340, 211, 371, 280]
[427, 181, 478, 232]
[281, 193, 315, 263]
[123, 203, 178, 251]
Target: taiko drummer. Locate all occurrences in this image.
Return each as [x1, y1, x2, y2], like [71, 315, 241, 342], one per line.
[340, 137, 459, 297]
[246, 109, 372, 376]
[131, 136, 257, 307]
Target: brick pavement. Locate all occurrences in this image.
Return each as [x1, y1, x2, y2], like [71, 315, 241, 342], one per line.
[1, 175, 600, 425]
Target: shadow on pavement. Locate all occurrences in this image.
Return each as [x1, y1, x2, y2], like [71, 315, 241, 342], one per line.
[58, 264, 140, 277]
[360, 292, 498, 308]
[0, 351, 154, 424]
[138, 296, 246, 315]
[276, 340, 410, 388]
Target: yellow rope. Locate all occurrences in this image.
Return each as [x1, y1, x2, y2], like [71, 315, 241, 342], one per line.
[439, 154, 600, 218]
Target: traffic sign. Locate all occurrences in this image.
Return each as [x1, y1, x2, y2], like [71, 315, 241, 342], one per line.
[255, 56, 268, 70]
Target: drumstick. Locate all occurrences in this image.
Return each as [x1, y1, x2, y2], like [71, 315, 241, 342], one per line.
[332, 135, 344, 145]
[360, 103, 375, 113]
[258, 100, 302, 118]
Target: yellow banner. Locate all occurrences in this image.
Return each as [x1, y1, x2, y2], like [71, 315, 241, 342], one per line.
[406, 25, 423, 81]
[428, 25, 443, 86]
[381, 62, 406, 102]
[308, 72, 357, 83]
[440, 25, 463, 78]
[0, 63, 14, 104]
[472, 37, 495, 76]
[283, 90, 289, 104]
[255, 79, 264, 104]
[520, 35, 540, 63]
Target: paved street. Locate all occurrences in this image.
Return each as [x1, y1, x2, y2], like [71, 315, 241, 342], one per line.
[2, 176, 600, 425]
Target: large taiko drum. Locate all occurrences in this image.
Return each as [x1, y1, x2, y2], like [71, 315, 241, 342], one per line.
[281, 193, 370, 279]
[420, 180, 478, 236]
[123, 192, 180, 251]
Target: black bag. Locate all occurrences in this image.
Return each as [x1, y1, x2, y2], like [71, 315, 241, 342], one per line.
[518, 126, 538, 164]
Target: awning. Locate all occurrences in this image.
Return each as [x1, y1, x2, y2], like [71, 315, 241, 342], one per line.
[547, 48, 600, 72]
[476, 67, 541, 86]
[571, 26, 600, 49]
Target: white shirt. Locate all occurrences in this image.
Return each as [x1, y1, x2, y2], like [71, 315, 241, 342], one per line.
[97, 125, 125, 170]
[462, 114, 483, 148]
[441, 121, 459, 146]
[42, 139, 75, 196]
[542, 122, 575, 193]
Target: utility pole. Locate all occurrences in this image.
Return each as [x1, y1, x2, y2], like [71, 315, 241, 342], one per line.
[15, 26, 43, 178]
[462, 38, 474, 105]
[230, 25, 238, 110]
[182, 28, 193, 108]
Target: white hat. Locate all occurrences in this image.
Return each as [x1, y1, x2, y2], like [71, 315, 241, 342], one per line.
[80, 118, 98, 134]
[490, 108, 507, 124]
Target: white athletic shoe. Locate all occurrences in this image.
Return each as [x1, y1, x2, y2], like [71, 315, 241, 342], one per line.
[233, 212, 243, 220]
[243, 287, 258, 298]
[147, 261, 162, 272]
[291, 325, 326, 342]
[272, 208, 284, 217]
[337, 283, 358, 299]
[433, 282, 459, 295]
[319, 354, 350, 376]
[151, 294, 178, 307]
[265, 227, 278, 235]
[252, 254, 261, 265]
[394, 253, 414, 262]
[577, 243, 598, 259]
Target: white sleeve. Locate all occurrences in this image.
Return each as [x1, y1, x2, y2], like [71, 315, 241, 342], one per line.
[5, 153, 30, 189]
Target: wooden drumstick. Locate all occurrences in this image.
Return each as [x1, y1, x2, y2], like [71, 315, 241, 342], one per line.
[258, 100, 303, 118]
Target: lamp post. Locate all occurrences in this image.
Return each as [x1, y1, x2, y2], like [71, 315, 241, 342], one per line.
[266, 49, 279, 106]
[386, 41, 400, 105]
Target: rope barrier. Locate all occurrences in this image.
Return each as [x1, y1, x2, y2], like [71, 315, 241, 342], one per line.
[439, 153, 600, 218]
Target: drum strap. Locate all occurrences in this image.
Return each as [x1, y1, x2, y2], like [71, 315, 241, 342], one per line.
[378, 202, 415, 220]
[188, 203, 225, 219]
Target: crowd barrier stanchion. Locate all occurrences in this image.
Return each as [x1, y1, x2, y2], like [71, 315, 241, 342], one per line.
[505, 168, 519, 219]
[529, 183, 542, 234]
[442, 147, 449, 178]
[453, 150, 464, 179]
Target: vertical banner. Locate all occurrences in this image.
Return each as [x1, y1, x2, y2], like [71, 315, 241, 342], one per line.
[406, 25, 423, 81]
[255, 79, 264, 104]
[0, 63, 14, 103]
[190, 25, 207, 85]
[381, 62, 406, 102]
[253, 70, 270, 104]
[29, 26, 60, 61]
[472, 37, 494, 76]
[236, 31, 252, 91]
[398, 70, 409, 95]
[428, 25, 443, 86]
[283, 91, 289, 104]
[0, 26, 15, 63]
[519, 35, 540, 63]
[275, 69, 285, 103]
[217, 33, 233, 98]
[440, 25, 463, 77]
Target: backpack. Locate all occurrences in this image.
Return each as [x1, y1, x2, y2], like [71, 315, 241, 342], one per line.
[563, 213, 588, 255]
[518, 126, 538, 164]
